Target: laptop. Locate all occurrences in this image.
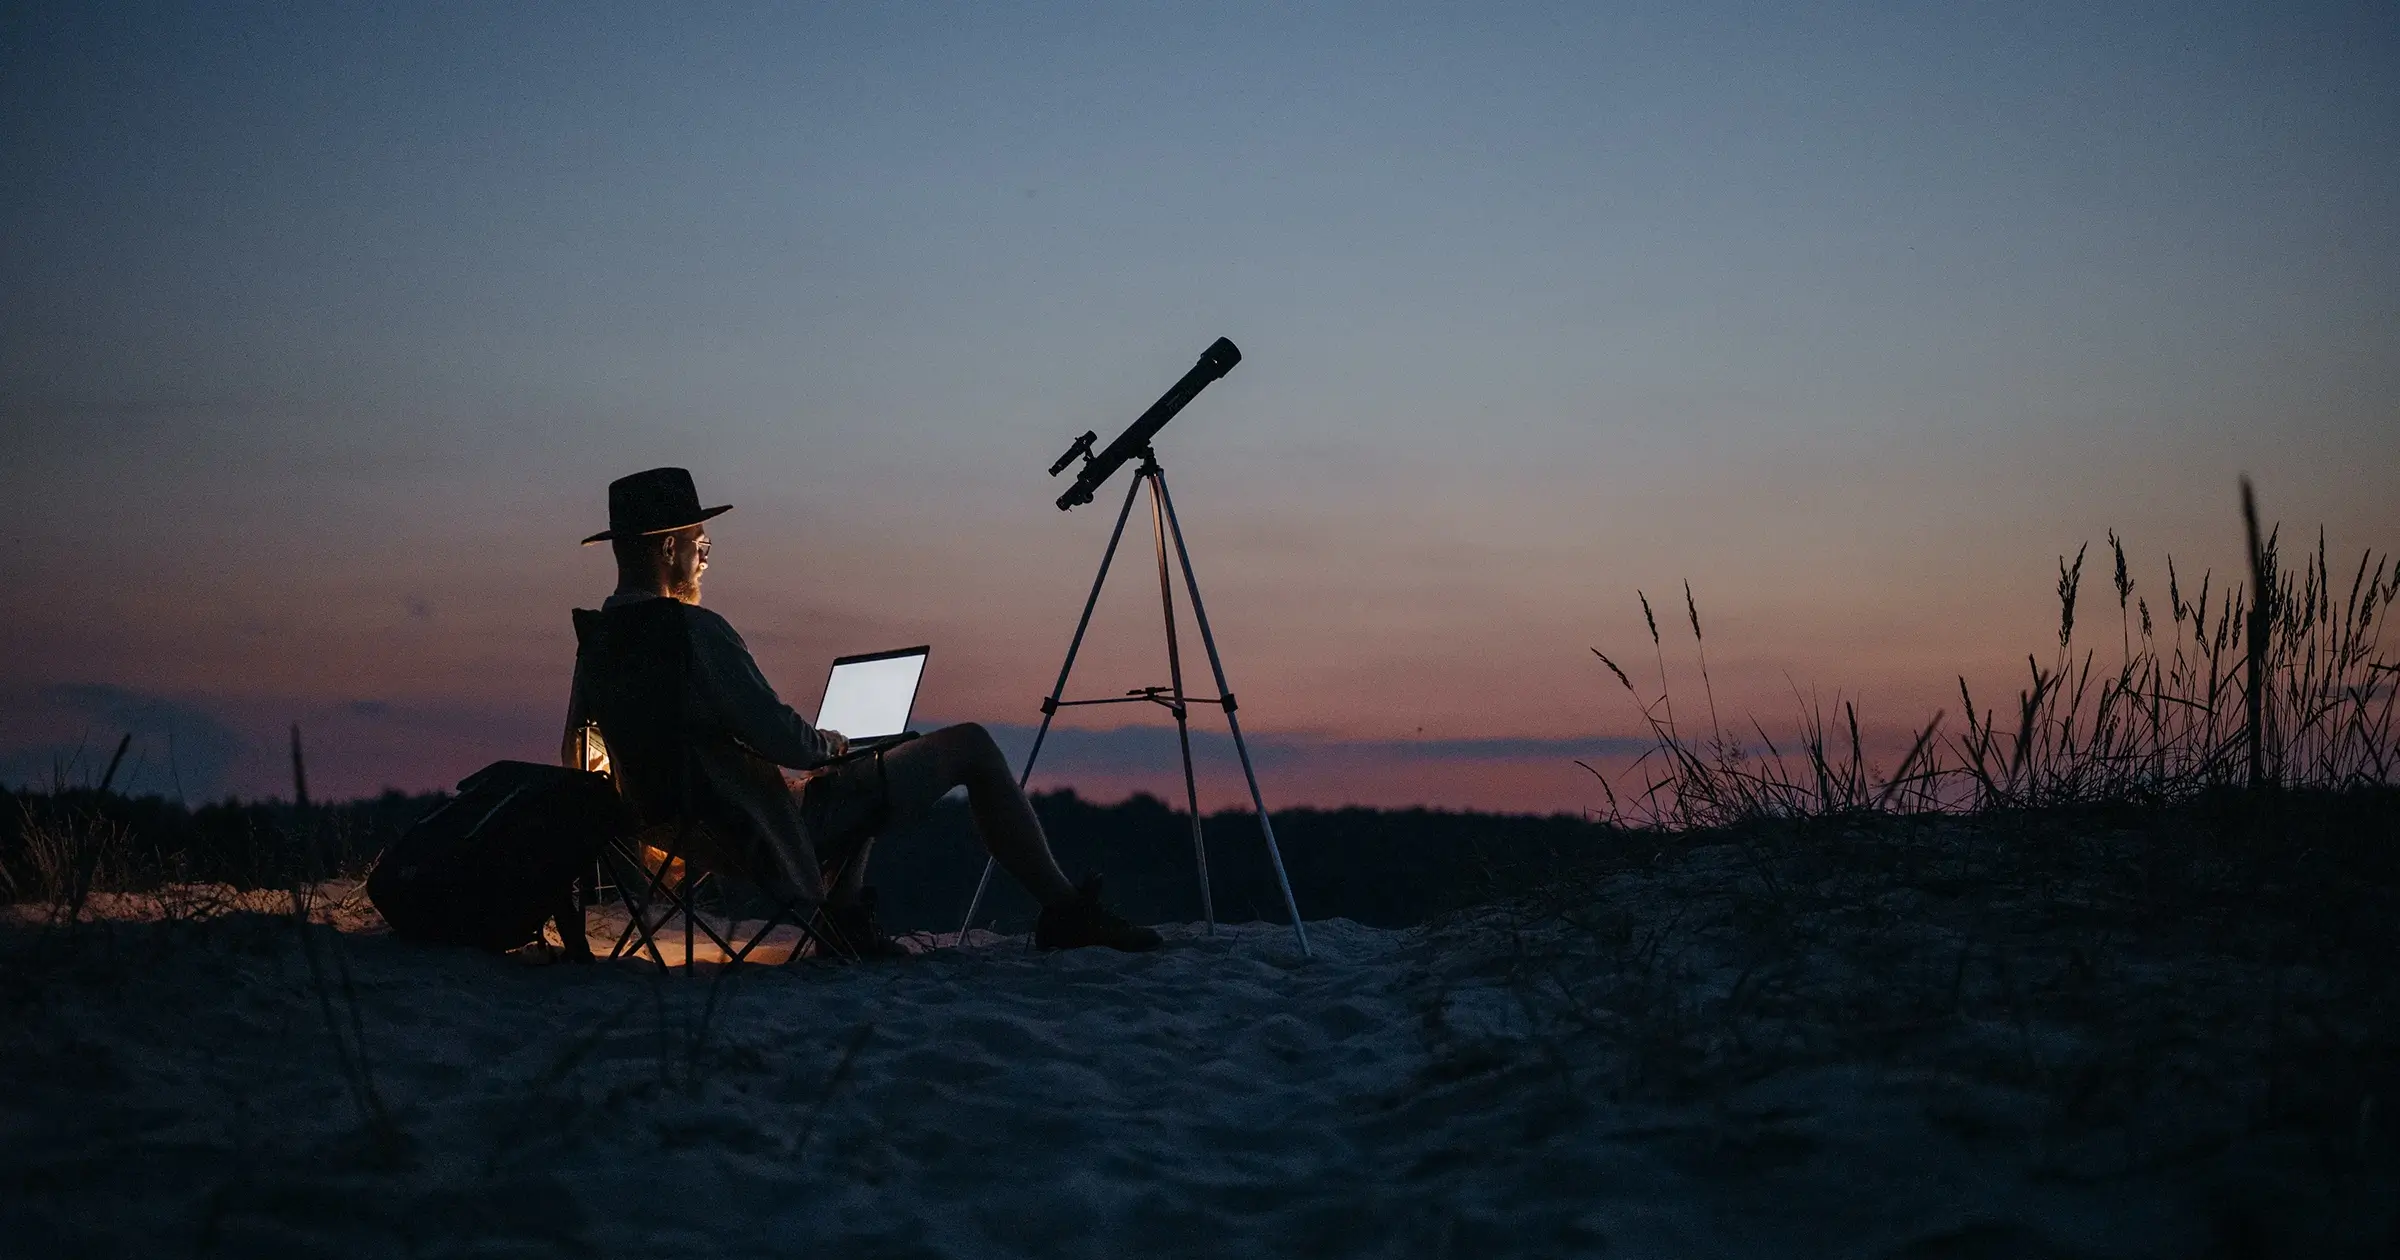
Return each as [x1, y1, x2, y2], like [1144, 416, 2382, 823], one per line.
[814, 645, 929, 761]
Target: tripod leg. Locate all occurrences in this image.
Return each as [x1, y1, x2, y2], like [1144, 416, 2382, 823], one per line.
[1149, 471, 1215, 933]
[955, 469, 1149, 944]
[1154, 470, 1311, 957]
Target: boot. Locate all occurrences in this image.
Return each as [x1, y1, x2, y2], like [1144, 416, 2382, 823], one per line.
[1034, 875, 1162, 952]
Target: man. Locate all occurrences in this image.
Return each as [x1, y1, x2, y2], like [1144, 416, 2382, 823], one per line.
[561, 467, 1159, 954]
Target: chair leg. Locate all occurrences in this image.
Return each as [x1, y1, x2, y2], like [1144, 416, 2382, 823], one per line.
[779, 844, 873, 964]
[609, 850, 767, 968]
[721, 862, 851, 965]
[601, 840, 676, 967]
[602, 847, 658, 963]
[597, 837, 869, 968]
[619, 888, 674, 968]
[726, 897, 839, 965]
[646, 870, 746, 959]
[701, 844, 868, 967]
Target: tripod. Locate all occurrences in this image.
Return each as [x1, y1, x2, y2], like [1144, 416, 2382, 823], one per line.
[956, 449, 1310, 956]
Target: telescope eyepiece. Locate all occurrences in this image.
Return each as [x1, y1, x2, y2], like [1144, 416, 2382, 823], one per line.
[1048, 430, 1098, 478]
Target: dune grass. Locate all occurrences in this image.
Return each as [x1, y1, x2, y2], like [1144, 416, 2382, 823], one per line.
[1586, 490, 2397, 829]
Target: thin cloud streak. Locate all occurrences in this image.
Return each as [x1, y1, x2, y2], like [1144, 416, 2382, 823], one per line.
[981, 722, 1644, 775]
[0, 684, 245, 801]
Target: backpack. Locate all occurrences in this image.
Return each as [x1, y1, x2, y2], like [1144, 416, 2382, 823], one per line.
[366, 760, 630, 952]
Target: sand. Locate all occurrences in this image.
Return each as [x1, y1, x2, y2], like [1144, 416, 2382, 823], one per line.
[4, 823, 2393, 1258]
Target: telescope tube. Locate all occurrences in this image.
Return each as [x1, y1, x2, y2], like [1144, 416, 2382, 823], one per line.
[1055, 337, 1241, 510]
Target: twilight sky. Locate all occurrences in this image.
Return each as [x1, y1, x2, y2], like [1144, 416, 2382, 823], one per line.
[4, 1, 2395, 811]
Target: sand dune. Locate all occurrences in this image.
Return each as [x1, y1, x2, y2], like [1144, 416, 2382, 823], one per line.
[4, 823, 2390, 1257]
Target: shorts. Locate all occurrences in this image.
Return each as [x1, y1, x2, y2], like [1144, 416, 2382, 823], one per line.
[794, 751, 891, 876]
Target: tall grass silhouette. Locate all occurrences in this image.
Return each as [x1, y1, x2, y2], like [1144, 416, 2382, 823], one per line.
[1588, 487, 2398, 828]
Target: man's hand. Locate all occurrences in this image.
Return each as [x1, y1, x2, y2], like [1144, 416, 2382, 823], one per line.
[824, 730, 850, 758]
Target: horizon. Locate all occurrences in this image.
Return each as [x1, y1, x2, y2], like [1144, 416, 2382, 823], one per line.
[5, 3, 2396, 812]
[1, 772, 1611, 821]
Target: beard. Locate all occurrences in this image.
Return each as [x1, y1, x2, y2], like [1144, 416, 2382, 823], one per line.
[669, 571, 703, 604]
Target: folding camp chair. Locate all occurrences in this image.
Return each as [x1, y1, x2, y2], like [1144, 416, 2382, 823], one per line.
[570, 599, 865, 969]
[569, 717, 876, 968]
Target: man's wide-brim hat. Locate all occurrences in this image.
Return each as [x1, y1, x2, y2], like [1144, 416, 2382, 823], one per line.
[580, 467, 732, 545]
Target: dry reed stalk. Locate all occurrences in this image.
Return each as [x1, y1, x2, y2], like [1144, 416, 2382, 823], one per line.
[97, 733, 131, 797]
[2244, 479, 2269, 790]
[282, 724, 404, 1157]
[1586, 486, 2397, 827]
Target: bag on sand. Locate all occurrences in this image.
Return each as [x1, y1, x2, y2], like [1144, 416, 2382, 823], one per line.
[366, 760, 629, 952]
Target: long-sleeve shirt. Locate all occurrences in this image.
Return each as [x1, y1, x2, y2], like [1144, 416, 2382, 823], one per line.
[562, 592, 837, 901]
[562, 592, 837, 769]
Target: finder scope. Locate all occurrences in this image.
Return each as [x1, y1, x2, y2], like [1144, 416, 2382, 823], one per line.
[1051, 337, 1241, 510]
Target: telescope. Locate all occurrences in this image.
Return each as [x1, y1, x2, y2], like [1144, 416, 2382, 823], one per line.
[1050, 336, 1241, 510]
[964, 331, 1310, 955]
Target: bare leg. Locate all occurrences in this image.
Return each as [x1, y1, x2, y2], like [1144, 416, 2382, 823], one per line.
[847, 724, 1078, 909]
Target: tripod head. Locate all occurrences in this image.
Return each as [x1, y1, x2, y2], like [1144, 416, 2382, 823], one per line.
[1051, 337, 1241, 510]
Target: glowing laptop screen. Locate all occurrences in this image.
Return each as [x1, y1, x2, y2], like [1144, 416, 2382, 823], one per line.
[814, 647, 928, 741]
